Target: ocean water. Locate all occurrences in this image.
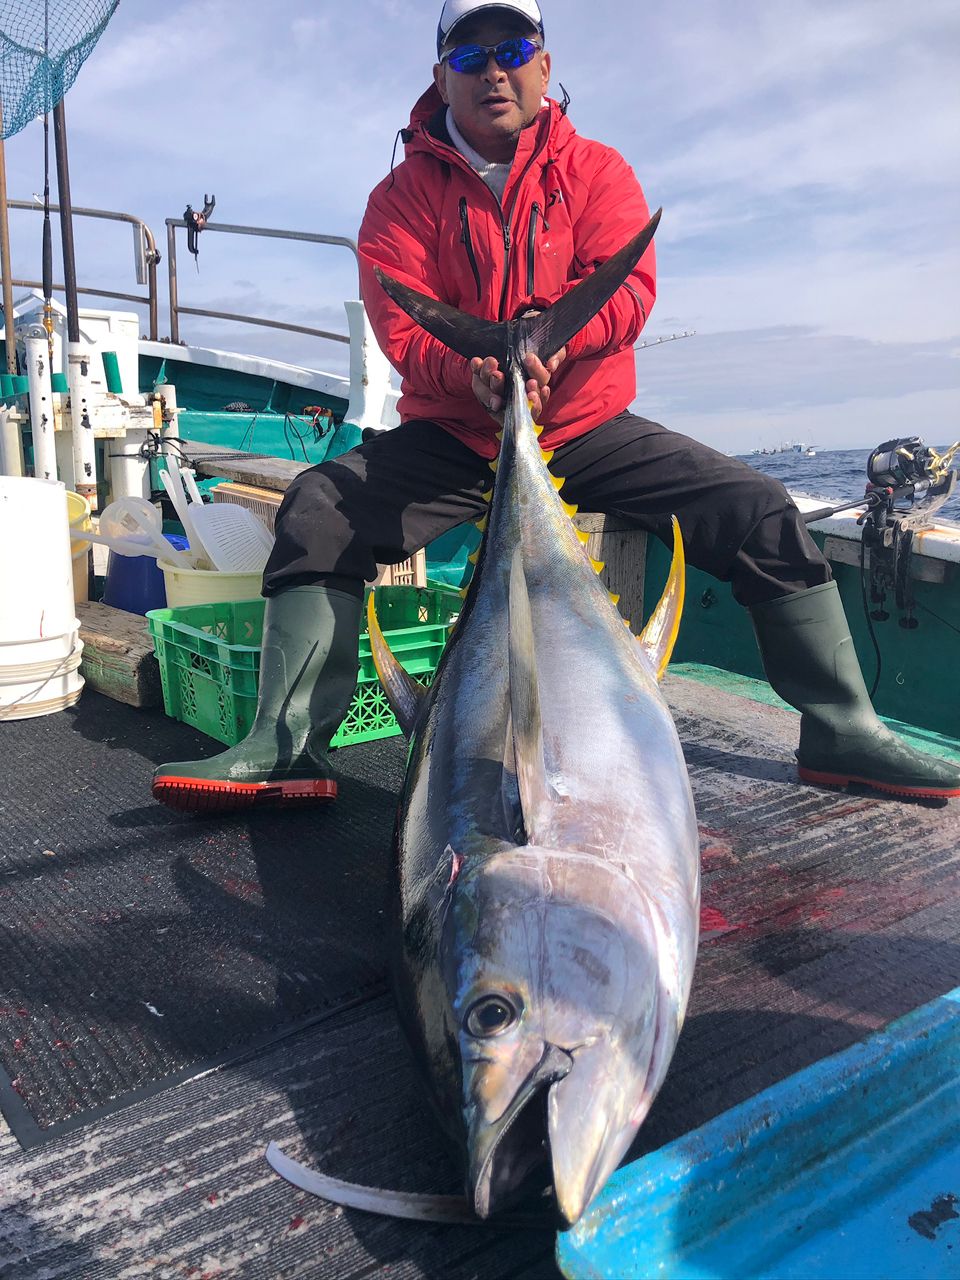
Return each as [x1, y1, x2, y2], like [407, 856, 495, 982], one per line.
[736, 447, 960, 525]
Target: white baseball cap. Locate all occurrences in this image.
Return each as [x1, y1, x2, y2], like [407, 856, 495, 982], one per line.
[437, 1, 545, 59]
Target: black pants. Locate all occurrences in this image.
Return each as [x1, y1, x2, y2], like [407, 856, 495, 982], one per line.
[262, 412, 831, 608]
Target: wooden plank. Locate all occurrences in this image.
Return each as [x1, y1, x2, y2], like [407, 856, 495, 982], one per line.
[182, 441, 307, 491]
[823, 534, 949, 583]
[76, 601, 162, 708]
[574, 513, 647, 633]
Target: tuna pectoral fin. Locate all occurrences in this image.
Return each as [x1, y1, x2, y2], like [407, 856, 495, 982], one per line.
[374, 209, 661, 369]
[366, 591, 426, 736]
[508, 548, 554, 839]
[639, 515, 685, 679]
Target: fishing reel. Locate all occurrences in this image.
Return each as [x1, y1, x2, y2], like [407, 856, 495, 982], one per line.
[866, 437, 958, 515]
[859, 435, 959, 628]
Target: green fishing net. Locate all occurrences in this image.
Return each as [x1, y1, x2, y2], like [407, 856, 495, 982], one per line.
[0, 0, 119, 139]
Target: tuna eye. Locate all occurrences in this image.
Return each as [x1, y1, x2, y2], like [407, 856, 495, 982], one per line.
[465, 995, 518, 1038]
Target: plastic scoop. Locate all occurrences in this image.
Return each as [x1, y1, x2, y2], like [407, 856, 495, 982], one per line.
[95, 497, 194, 566]
[161, 459, 212, 567]
[71, 527, 191, 565]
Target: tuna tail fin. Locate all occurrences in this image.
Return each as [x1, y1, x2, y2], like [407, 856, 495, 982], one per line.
[366, 590, 428, 735]
[373, 208, 661, 368]
[638, 515, 685, 679]
[519, 208, 661, 364]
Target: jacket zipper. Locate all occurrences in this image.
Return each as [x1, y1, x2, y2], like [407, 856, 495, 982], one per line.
[496, 143, 551, 320]
[458, 198, 483, 302]
[526, 202, 549, 296]
[497, 220, 512, 320]
[425, 125, 551, 321]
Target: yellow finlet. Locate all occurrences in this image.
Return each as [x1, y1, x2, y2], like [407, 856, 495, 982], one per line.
[489, 459, 499, 474]
[458, 586, 469, 599]
[590, 558, 605, 575]
[467, 549, 480, 565]
[475, 514, 488, 533]
[561, 500, 578, 518]
[533, 420, 543, 436]
[638, 515, 686, 680]
[540, 448, 555, 464]
[494, 430, 503, 441]
[575, 529, 590, 545]
[550, 475, 565, 492]
[624, 618, 632, 628]
[608, 592, 620, 606]
[481, 489, 493, 503]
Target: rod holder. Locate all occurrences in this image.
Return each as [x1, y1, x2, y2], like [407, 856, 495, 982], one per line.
[25, 334, 57, 482]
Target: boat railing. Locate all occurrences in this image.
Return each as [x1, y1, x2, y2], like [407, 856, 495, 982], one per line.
[2, 200, 161, 340]
[164, 218, 359, 349]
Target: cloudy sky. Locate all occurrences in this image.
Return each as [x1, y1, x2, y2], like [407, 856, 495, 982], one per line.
[1, 0, 957, 453]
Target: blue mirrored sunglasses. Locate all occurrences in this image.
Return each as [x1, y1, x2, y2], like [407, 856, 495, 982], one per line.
[441, 36, 541, 75]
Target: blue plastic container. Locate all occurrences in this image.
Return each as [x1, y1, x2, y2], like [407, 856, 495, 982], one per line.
[102, 534, 189, 615]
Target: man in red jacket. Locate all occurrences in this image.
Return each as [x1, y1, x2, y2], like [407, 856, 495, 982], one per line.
[153, 0, 959, 811]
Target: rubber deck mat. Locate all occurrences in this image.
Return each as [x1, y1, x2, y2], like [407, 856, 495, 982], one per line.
[2, 679, 958, 1276]
[639, 677, 960, 1155]
[0, 692, 405, 1146]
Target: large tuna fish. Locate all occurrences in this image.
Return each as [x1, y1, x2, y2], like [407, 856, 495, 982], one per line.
[366, 211, 700, 1225]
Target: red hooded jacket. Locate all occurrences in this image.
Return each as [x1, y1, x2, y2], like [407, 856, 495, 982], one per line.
[358, 87, 656, 459]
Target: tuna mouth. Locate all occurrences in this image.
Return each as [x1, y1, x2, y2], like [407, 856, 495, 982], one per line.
[468, 1045, 571, 1218]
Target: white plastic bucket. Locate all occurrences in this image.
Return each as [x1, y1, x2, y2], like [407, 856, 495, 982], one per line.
[0, 476, 84, 719]
[158, 560, 263, 609]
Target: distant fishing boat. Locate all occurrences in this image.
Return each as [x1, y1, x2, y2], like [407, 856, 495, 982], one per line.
[751, 440, 817, 457]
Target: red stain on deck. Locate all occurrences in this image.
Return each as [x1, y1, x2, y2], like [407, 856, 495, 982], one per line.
[289, 1215, 306, 1231]
[698, 825, 738, 871]
[700, 905, 740, 934]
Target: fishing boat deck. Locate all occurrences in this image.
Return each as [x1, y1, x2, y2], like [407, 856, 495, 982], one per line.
[2, 668, 959, 1279]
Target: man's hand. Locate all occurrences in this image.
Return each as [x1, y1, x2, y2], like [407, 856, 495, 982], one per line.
[470, 348, 567, 421]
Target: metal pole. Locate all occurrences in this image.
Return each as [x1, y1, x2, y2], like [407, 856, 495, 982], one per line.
[52, 98, 80, 344]
[167, 219, 179, 343]
[147, 250, 158, 340]
[0, 99, 16, 374]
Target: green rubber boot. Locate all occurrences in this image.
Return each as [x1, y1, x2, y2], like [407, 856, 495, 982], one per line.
[152, 586, 362, 814]
[751, 581, 960, 799]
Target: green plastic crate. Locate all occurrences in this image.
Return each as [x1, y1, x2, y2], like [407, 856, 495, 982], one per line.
[145, 585, 462, 748]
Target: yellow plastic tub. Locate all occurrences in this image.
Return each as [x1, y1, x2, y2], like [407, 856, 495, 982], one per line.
[65, 489, 92, 604]
[158, 560, 263, 609]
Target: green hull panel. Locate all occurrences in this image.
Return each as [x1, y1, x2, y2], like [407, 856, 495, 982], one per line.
[645, 531, 960, 741]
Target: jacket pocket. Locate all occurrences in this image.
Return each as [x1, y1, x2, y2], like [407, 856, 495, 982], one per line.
[526, 202, 549, 296]
[459, 198, 482, 303]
